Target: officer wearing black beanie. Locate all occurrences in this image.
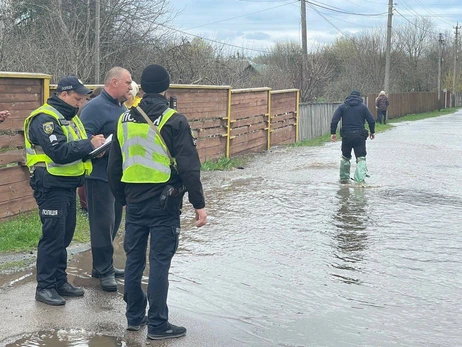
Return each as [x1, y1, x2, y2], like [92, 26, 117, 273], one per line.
[108, 64, 207, 340]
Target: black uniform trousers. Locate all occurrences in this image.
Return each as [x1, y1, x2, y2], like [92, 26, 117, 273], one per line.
[34, 188, 76, 290]
[85, 179, 123, 277]
[123, 195, 180, 333]
[341, 130, 368, 160]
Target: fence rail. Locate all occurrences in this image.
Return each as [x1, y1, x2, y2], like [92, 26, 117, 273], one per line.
[0, 73, 298, 219]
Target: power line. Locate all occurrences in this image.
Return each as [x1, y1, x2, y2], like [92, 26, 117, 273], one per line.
[161, 24, 272, 54]
[185, 0, 298, 31]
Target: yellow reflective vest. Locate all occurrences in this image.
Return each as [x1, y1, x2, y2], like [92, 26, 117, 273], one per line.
[117, 108, 176, 183]
[24, 104, 92, 176]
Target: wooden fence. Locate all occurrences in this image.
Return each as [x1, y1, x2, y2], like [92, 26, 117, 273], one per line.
[365, 92, 443, 119]
[0, 73, 298, 219]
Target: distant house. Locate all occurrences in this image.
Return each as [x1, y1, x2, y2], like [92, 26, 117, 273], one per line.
[236, 59, 267, 82]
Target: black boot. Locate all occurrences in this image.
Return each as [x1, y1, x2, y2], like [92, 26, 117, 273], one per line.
[57, 282, 85, 297]
[147, 323, 187, 340]
[100, 274, 118, 292]
[35, 288, 66, 306]
[92, 267, 124, 278]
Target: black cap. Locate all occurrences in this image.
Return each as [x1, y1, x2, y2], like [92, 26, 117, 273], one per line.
[350, 90, 361, 96]
[141, 64, 170, 94]
[56, 76, 92, 95]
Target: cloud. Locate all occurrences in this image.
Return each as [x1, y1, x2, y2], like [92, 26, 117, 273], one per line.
[244, 32, 271, 41]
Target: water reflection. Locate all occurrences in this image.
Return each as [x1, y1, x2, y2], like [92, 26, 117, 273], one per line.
[331, 187, 370, 284]
[5, 330, 125, 347]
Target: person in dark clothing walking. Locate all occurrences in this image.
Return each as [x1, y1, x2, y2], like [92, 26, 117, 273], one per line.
[24, 76, 106, 306]
[108, 64, 207, 340]
[80, 67, 132, 292]
[375, 90, 389, 124]
[331, 90, 376, 184]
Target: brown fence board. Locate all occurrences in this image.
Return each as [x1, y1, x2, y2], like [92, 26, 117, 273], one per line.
[0, 133, 24, 149]
[0, 196, 36, 219]
[0, 180, 33, 203]
[196, 127, 226, 138]
[0, 149, 25, 166]
[271, 118, 296, 129]
[0, 118, 25, 132]
[0, 166, 30, 185]
[230, 138, 267, 156]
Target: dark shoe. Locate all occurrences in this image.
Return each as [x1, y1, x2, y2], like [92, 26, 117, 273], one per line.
[127, 315, 148, 331]
[100, 274, 117, 292]
[35, 288, 66, 306]
[147, 323, 187, 340]
[92, 267, 124, 278]
[56, 282, 84, 297]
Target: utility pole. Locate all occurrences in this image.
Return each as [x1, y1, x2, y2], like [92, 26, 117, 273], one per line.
[438, 33, 444, 110]
[95, 0, 101, 84]
[384, 0, 393, 93]
[300, 0, 307, 100]
[452, 23, 460, 107]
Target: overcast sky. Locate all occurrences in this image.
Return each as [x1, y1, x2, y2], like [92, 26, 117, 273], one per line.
[167, 0, 462, 55]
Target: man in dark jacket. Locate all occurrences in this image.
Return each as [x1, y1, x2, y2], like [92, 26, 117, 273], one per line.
[80, 67, 132, 292]
[24, 76, 106, 305]
[108, 64, 207, 340]
[331, 90, 375, 184]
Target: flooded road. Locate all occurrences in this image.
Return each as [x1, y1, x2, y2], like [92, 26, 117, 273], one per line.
[1, 111, 462, 346]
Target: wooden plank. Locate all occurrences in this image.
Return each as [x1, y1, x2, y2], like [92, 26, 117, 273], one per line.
[0, 149, 25, 166]
[0, 79, 42, 86]
[271, 119, 296, 130]
[0, 118, 25, 132]
[0, 93, 42, 103]
[0, 101, 42, 111]
[0, 166, 30, 185]
[232, 115, 266, 128]
[0, 180, 33, 203]
[0, 133, 24, 149]
[190, 118, 226, 129]
[0, 195, 37, 220]
[230, 123, 267, 137]
[196, 127, 226, 138]
[272, 113, 296, 122]
[231, 130, 267, 144]
[0, 85, 42, 93]
[230, 139, 267, 156]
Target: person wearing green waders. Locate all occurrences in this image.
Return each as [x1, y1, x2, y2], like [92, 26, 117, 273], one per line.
[330, 90, 375, 184]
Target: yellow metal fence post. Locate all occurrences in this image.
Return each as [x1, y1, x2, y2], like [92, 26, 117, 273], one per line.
[226, 87, 232, 158]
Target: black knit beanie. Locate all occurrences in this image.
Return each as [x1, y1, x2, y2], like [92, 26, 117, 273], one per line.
[141, 64, 170, 94]
[350, 90, 361, 96]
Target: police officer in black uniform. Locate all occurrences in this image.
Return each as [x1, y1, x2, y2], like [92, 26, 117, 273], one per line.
[24, 76, 106, 306]
[108, 64, 207, 340]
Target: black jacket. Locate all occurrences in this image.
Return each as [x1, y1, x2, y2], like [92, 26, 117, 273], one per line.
[331, 93, 375, 135]
[80, 89, 127, 182]
[107, 93, 205, 209]
[28, 95, 94, 190]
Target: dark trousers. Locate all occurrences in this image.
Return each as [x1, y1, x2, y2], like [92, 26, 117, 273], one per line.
[377, 109, 387, 124]
[85, 179, 123, 276]
[77, 186, 87, 210]
[341, 130, 367, 160]
[34, 188, 76, 290]
[123, 196, 180, 333]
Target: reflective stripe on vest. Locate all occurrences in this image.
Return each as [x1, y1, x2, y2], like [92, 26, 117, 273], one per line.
[24, 104, 92, 176]
[117, 108, 176, 183]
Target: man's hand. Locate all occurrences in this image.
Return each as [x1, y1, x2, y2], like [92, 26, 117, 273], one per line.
[195, 208, 207, 227]
[370, 133, 375, 140]
[90, 134, 106, 148]
[0, 110, 10, 122]
[331, 134, 337, 142]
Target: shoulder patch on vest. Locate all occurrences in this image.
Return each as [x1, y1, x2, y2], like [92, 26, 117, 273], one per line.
[43, 122, 54, 134]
